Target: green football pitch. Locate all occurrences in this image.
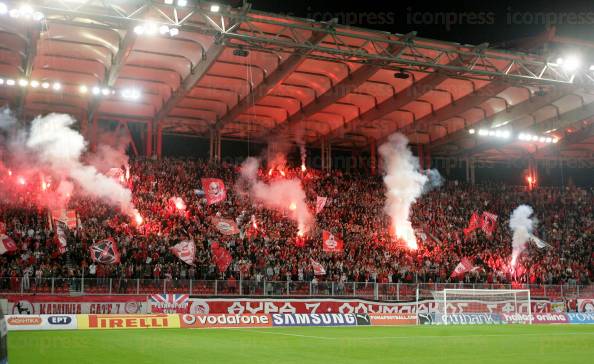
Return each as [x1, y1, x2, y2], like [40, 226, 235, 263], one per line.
[8, 325, 594, 364]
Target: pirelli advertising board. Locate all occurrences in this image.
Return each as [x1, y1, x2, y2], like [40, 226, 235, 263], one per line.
[76, 314, 180, 330]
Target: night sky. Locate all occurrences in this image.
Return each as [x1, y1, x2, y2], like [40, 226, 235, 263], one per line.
[249, 0, 594, 46]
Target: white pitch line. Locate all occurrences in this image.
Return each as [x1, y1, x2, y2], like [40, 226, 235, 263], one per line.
[238, 330, 594, 341]
[349, 331, 594, 340]
[237, 329, 337, 340]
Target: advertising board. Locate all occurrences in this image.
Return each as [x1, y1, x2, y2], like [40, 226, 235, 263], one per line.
[77, 314, 180, 330]
[4, 315, 78, 331]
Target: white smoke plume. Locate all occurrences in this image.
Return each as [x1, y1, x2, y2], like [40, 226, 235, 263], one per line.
[510, 204, 545, 266]
[379, 133, 438, 249]
[86, 129, 132, 173]
[0, 111, 134, 214]
[239, 157, 313, 235]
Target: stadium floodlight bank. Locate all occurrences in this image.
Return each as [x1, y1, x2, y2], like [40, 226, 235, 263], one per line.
[432, 289, 532, 325]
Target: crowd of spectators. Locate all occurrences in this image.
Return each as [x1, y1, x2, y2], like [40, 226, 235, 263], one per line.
[0, 158, 592, 291]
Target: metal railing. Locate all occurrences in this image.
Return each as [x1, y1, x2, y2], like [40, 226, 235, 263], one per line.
[0, 277, 591, 301]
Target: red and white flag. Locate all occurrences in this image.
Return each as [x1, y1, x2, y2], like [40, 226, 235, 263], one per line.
[0, 234, 17, 255]
[201, 178, 227, 205]
[54, 221, 68, 254]
[481, 211, 498, 236]
[170, 240, 196, 265]
[322, 230, 344, 253]
[311, 259, 326, 275]
[211, 242, 232, 272]
[450, 258, 474, 278]
[51, 209, 77, 230]
[315, 196, 327, 214]
[463, 212, 481, 236]
[210, 217, 240, 236]
[89, 238, 121, 264]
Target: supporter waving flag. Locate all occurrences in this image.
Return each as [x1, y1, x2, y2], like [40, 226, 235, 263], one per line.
[211, 242, 232, 272]
[322, 230, 344, 253]
[450, 257, 474, 278]
[89, 238, 121, 264]
[54, 221, 68, 254]
[170, 240, 196, 265]
[311, 259, 326, 275]
[315, 196, 327, 214]
[51, 209, 77, 229]
[481, 211, 498, 236]
[201, 178, 227, 205]
[463, 212, 481, 236]
[0, 234, 17, 255]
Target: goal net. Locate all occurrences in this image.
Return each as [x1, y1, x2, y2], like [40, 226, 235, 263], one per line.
[431, 289, 532, 325]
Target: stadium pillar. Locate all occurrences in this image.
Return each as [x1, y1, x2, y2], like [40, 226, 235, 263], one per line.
[470, 159, 476, 185]
[528, 157, 538, 189]
[209, 128, 221, 163]
[418, 144, 424, 170]
[321, 137, 332, 171]
[146, 121, 153, 157]
[156, 124, 163, 158]
[370, 139, 377, 175]
[90, 115, 98, 153]
[425, 145, 431, 170]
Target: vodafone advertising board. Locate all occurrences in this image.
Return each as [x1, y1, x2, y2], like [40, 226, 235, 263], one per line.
[7, 295, 148, 315]
[180, 314, 272, 328]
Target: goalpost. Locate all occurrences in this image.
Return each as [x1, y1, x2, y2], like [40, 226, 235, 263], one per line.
[432, 289, 532, 325]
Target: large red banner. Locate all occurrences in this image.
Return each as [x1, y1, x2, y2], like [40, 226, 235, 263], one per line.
[186, 298, 561, 315]
[6, 295, 147, 315]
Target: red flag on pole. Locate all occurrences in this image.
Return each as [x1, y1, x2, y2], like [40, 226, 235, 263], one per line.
[315, 196, 327, 214]
[211, 242, 232, 272]
[311, 259, 326, 275]
[463, 212, 481, 236]
[322, 230, 344, 253]
[451, 258, 474, 278]
[89, 238, 121, 264]
[201, 178, 227, 205]
[170, 240, 196, 265]
[0, 234, 17, 255]
[481, 211, 498, 236]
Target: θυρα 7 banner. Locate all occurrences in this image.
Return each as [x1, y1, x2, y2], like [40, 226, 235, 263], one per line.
[77, 314, 180, 330]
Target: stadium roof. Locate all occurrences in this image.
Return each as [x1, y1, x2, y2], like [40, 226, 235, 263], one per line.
[1, 0, 593, 160]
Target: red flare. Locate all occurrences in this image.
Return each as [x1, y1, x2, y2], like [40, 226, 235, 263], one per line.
[17, 176, 26, 185]
[289, 202, 297, 211]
